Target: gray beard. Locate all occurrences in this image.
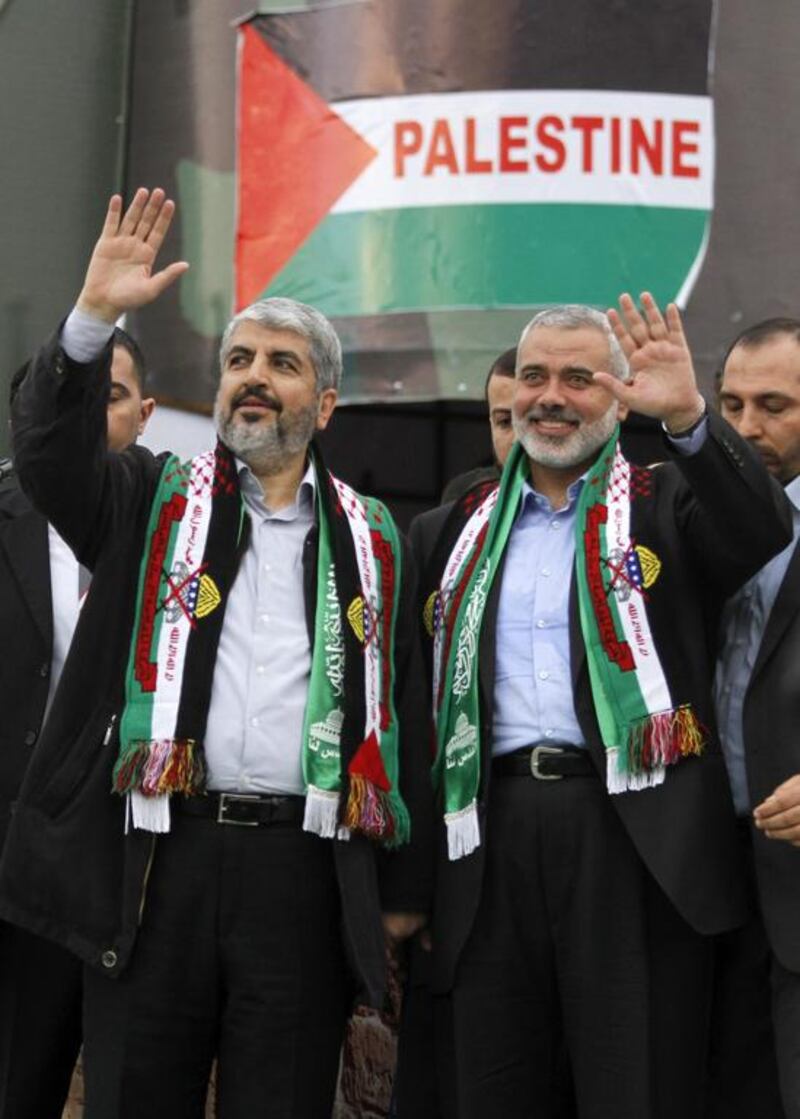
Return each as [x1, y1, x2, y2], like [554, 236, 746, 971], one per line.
[512, 402, 618, 469]
[214, 399, 318, 475]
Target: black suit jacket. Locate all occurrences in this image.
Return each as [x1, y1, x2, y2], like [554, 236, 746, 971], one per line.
[0, 329, 433, 1009]
[410, 414, 792, 992]
[742, 533, 800, 973]
[0, 483, 53, 854]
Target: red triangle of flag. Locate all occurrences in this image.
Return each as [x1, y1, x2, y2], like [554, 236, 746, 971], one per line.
[348, 730, 391, 792]
[236, 24, 377, 309]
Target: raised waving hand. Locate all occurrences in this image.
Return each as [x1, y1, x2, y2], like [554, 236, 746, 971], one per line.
[76, 188, 189, 323]
[595, 292, 706, 434]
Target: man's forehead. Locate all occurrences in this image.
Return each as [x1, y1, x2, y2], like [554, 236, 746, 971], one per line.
[487, 374, 515, 409]
[519, 325, 610, 367]
[110, 345, 137, 389]
[723, 335, 800, 390]
[228, 319, 310, 357]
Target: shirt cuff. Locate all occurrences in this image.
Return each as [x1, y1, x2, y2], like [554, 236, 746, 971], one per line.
[60, 307, 116, 364]
[663, 415, 709, 456]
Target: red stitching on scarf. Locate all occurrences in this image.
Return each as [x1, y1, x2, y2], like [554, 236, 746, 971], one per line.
[584, 503, 635, 672]
[135, 492, 188, 692]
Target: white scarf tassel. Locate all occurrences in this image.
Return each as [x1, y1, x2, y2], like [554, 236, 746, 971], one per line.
[129, 790, 172, 833]
[445, 800, 480, 860]
[303, 785, 348, 840]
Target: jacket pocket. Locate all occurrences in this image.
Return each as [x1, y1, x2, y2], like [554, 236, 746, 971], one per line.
[36, 704, 118, 819]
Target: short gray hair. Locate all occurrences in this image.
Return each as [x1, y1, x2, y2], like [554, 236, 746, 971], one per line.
[517, 305, 630, 382]
[219, 297, 343, 393]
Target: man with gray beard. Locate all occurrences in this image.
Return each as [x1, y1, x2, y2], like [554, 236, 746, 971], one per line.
[0, 189, 432, 1119]
[407, 299, 791, 1118]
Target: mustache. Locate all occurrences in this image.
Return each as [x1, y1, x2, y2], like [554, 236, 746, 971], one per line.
[231, 384, 282, 412]
[523, 405, 582, 424]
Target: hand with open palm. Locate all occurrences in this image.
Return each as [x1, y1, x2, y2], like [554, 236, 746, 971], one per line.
[595, 292, 706, 434]
[76, 188, 189, 323]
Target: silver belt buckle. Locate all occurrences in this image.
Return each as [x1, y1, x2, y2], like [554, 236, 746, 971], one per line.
[530, 745, 564, 781]
[217, 792, 261, 825]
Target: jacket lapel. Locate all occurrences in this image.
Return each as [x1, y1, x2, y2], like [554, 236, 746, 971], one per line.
[750, 538, 800, 682]
[0, 507, 52, 647]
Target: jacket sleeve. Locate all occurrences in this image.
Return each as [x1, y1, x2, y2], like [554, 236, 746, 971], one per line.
[11, 325, 161, 568]
[376, 534, 435, 915]
[664, 409, 793, 598]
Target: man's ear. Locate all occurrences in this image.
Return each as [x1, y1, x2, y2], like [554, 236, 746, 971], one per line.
[139, 397, 156, 435]
[315, 388, 338, 432]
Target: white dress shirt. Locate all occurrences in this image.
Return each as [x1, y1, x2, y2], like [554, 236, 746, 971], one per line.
[203, 463, 316, 795]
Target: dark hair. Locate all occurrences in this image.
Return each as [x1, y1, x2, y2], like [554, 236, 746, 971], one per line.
[113, 327, 148, 393]
[716, 317, 800, 394]
[483, 346, 517, 402]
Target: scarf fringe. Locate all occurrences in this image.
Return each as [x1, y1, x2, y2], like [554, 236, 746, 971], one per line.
[129, 789, 171, 833]
[303, 785, 342, 839]
[343, 774, 410, 846]
[445, 800, 480, 860]
[607, 706, 704, 793]
[112, 739, 206, 797]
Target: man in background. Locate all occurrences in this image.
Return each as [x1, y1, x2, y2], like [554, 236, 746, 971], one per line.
[441, 346, 516, 502]
[715, 317, 800, 1118]
[0, 331, 154, 1119]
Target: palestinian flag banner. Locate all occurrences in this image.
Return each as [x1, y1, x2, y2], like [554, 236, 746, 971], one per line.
[236, 1, 715, 323]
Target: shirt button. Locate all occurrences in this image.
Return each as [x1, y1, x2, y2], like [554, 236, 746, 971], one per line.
[24, 730, 37, 747]
[101, 949, 117, 969]
[255, 664, 267, 676]
[538, 670, 550, 680]
[263, 563, 271, 573]
[544, 729, 554, 738]
[536, 620, 547, 629]
[550, 521, 560, 530]
[541, 568, 551, 577]
[259, 613, 270, 625]
[250, 716, 260, 728]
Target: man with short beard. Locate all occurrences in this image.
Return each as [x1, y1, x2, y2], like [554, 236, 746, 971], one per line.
[0, 189, 432, 1119]
[408, 301, 792, 1118]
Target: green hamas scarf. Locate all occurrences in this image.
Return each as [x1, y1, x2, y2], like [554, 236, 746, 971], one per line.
[113, 440, 409, 848]
[431, 433, 703, 861]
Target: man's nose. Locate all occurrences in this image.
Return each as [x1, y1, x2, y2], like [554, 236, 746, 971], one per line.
[537, 375, 567, 407]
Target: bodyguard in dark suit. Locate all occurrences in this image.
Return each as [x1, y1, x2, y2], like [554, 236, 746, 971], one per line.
[409, 297, 791, 1119]
[0, 337, 154, 1119]
[715, 318, 800, 1118]
[0, 189, 432, 1119]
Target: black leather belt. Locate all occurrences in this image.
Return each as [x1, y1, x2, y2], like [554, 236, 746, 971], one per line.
[492, 743, 596, 780]
[175, 792, 306, 827]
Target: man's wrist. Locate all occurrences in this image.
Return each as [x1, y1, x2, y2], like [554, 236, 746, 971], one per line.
[75, 293, 120, 326]
[663, 397, 707, 437]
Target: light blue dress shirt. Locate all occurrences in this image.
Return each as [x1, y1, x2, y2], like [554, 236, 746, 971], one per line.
[493, 479, 587, 754]
[715, 475, 800, 815]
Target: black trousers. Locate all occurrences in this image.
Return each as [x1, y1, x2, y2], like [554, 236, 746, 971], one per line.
[443, 771, 714, 1119]
[0, 919, 82, 1119]
[704, 823, 783, 1118]
[82, 808, 352, 1119]
[772, 958, 800, 1119]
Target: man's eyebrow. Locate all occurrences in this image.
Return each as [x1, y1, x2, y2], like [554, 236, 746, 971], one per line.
[720, 390, 791, 403]
[225, 344, 254, 361]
